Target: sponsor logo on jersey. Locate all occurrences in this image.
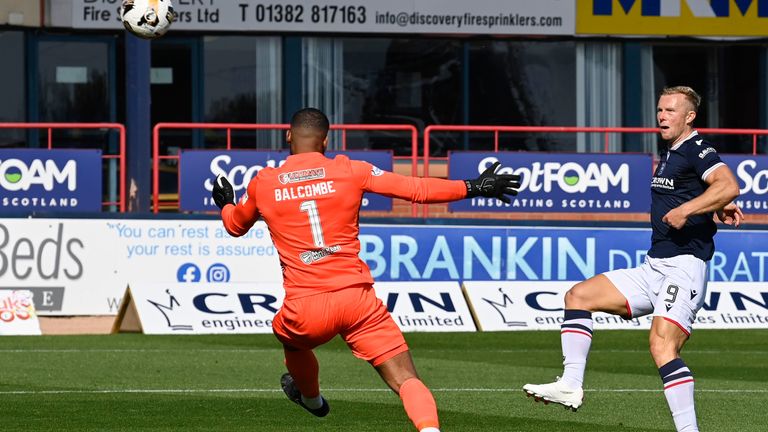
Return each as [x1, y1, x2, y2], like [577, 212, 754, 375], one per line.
[657, 161, 667, 175]
[371, 165, 384, 176]
[698, 147, 716, 159]
[299, 245, 341, 264]
[651, 177, 675, 190]
[278, 168, 326, 184]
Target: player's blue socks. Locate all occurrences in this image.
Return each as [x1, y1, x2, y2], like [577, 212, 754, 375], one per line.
[560, 309, 593, 389]
[659, 358, 698, 432]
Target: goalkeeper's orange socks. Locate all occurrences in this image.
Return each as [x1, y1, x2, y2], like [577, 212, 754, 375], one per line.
[284, 348, 321, 404]
[399, 378, 440, 432]
[285, 350, 440, 430]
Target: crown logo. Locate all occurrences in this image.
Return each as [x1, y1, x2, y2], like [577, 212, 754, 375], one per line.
[146, 289, 193, 331]
[482, 287, 527, 327]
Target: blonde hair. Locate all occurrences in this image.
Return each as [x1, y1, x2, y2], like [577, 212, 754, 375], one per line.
[660, 86, 701, 113]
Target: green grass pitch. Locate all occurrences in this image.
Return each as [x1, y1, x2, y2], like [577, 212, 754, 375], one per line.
[1, 330, 766, 431]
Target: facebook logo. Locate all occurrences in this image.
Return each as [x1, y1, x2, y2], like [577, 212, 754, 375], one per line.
[593, 0, 767, 17]
[177, 263, 201, 282]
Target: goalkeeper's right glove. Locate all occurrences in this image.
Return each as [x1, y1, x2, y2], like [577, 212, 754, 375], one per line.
[464, 162, 522, 204]
[212, 175, 235, 210]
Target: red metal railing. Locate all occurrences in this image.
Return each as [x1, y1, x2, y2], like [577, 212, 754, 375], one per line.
[423, 125, 768, 217]
[152, 122, 419, 215]
[0, 122, 127, 212]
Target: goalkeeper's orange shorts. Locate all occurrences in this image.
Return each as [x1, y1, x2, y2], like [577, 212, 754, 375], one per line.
[272, 284, 408, 367]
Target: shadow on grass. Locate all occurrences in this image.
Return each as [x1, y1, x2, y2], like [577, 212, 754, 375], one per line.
[4, 394, 666, 432]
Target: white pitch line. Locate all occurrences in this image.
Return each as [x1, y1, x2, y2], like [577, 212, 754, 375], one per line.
[0, 348, 765, 354]
[0, 349, 280, 353]
[0, 388, 765, 395]
[427, 349, 768, 355]
[436, 389, 768, 393]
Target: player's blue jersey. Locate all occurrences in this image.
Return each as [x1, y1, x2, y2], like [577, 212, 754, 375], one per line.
[648, 131, 725, 261]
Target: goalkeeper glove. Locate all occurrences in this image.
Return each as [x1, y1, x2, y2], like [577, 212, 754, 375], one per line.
[212, 175, 235, 210]
[464, 161, 521, 204]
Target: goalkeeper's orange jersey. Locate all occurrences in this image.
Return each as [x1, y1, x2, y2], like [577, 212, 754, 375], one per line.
[221, 152, 466, 299]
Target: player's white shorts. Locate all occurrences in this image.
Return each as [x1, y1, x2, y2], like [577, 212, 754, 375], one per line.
[603, 254, 707, 335]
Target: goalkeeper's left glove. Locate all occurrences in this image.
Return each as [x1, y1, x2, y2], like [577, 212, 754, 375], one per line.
[212, 175, 235, 210]
[464, 161, 522, 204]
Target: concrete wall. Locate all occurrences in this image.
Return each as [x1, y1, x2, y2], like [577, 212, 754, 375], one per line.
[0, 0, 41, 27]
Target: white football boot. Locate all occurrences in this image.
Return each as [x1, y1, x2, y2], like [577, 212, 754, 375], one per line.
[523, 378, 584, 411]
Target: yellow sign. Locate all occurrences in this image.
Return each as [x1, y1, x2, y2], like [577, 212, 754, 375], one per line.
[577, 0, 768, 36]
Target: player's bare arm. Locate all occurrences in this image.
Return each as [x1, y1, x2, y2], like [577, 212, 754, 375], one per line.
[662, 165, 740, 229]
[716, 202, 744, 228]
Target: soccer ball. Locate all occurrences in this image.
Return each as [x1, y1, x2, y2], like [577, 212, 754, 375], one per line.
[120, 0, 175, 40]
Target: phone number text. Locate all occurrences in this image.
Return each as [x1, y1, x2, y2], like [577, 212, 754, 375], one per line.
[238, 4, 367, 24]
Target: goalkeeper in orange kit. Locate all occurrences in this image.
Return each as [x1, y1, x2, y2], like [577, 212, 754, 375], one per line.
[212, 108, 521, 432]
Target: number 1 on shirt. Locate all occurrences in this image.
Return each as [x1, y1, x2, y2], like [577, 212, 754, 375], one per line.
[300, 200, 326, 247]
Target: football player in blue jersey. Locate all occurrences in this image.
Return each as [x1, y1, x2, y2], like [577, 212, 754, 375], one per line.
[523, 86, 743, 432]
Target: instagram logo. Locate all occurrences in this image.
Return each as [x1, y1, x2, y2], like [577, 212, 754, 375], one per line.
[206, 263, 231, 282]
